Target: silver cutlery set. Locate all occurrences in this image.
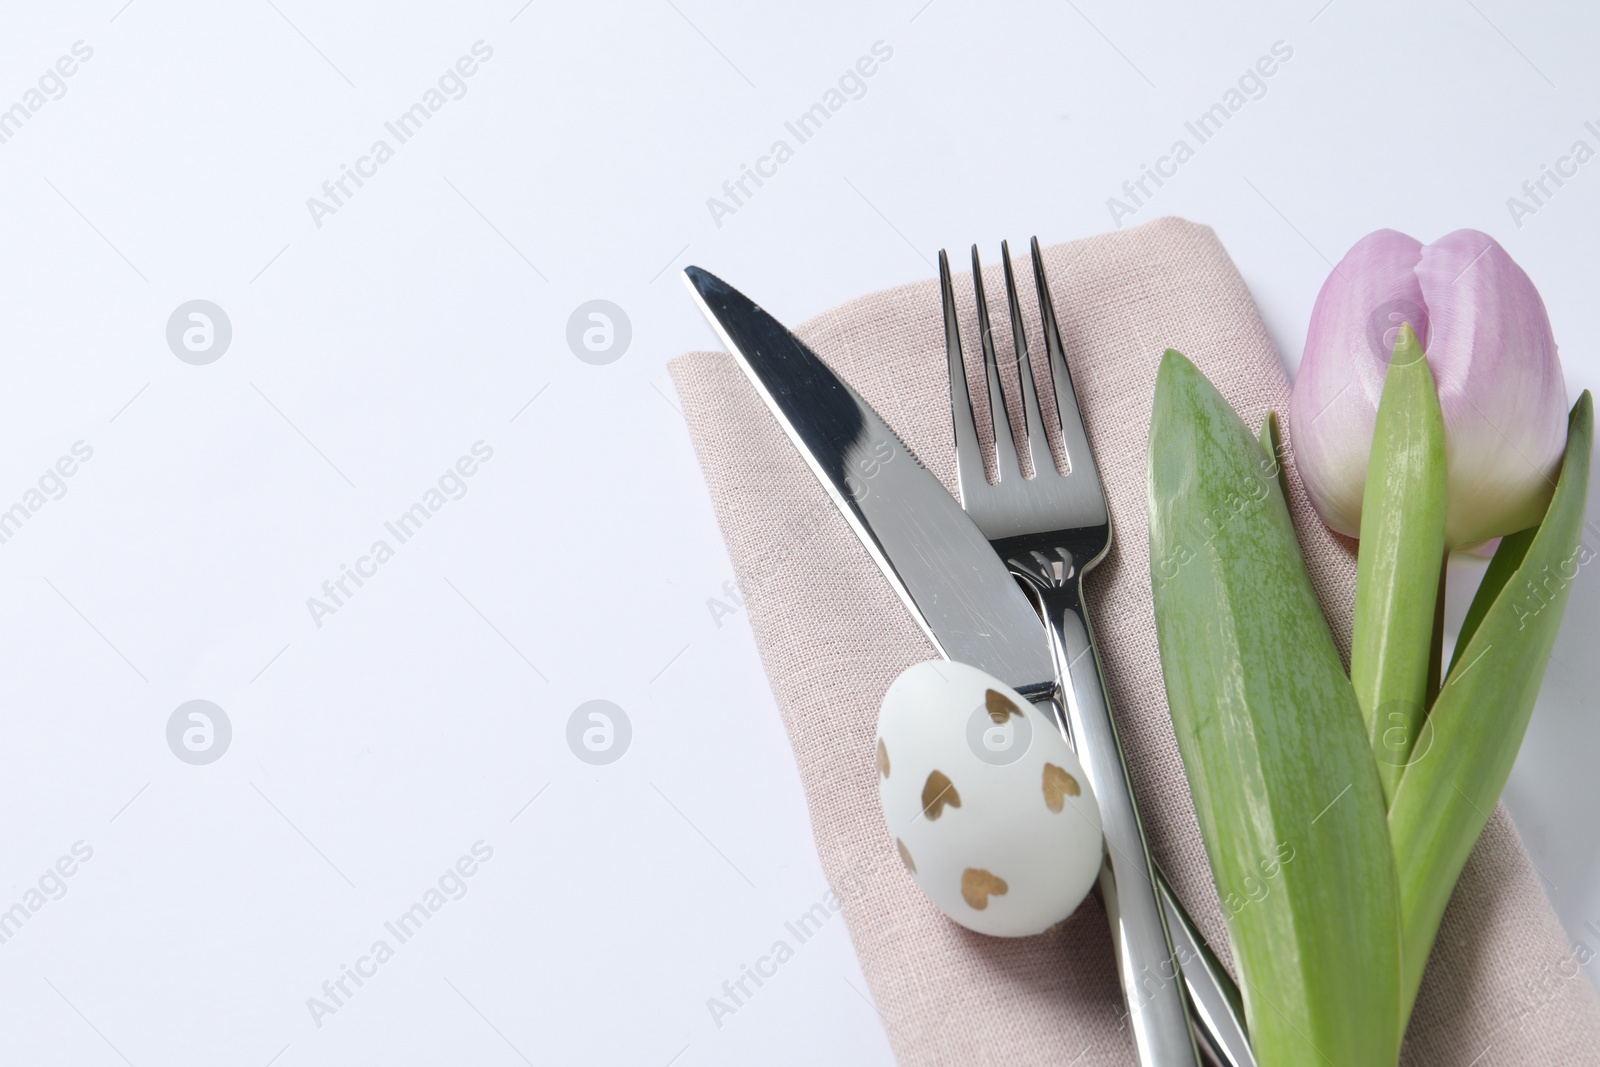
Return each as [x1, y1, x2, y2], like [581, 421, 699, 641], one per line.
[684, 240, 1254, 1067]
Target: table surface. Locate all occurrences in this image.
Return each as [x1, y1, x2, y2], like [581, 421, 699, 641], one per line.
[2, 1, 1596, 1063]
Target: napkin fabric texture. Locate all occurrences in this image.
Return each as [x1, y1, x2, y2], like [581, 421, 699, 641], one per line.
[669, 218, 1600, 1065]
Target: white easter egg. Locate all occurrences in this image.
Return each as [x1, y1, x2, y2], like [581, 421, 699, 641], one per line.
[876, 660, 1103, 937]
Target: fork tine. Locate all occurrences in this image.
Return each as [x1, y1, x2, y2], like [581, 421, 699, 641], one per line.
[1030, 236, 1097, 483]
[940, 249, 986, 501]
[1002, 241, 1051, 479]
[972, 245, 1023, 482]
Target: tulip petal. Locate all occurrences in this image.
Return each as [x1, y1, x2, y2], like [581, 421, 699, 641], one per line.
[1290, 230, 1427, 536]
[1415, 230, 1568, 546]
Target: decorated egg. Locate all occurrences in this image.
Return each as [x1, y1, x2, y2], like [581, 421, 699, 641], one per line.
[876, 660, 1103, 936]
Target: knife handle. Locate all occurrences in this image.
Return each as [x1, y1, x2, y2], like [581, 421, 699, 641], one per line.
[1037, 580, 1202, 1067]
[1159, 874, 1255, 1067]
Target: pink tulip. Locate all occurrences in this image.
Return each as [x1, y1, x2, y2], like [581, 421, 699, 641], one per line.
[1289, 229, 1569, 548]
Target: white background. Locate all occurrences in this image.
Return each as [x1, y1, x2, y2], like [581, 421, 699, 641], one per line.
[0, 1, 1596, 1063]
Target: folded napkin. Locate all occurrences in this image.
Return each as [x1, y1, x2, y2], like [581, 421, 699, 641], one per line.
[669, 217, 1600, 1065]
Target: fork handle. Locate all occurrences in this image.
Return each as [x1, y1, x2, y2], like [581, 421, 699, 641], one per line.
[1038, 580, 1203, 1067]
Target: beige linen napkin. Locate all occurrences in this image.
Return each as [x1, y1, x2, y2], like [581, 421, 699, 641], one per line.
[669, 217, 1600, 1065]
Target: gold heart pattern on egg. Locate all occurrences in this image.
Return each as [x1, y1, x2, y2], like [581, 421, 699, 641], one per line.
[985, 687, 1020, 723]
[896, 838, 916, 874]
[921, 770, 960, 820]
[877, 738, 891, 779]
[1042, 762, 1081, 813]
[961, 867, 1008, 910]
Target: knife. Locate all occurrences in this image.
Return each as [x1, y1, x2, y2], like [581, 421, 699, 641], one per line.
[684, 265, 1253, 1066]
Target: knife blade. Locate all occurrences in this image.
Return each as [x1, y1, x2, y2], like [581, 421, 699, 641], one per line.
[683, 265, 1055, 694]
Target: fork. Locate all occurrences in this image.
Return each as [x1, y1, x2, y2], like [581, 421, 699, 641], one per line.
[939, 239, 1252, 1067]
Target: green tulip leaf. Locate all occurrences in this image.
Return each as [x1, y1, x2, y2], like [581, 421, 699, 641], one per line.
[1389, 391, 1593, 1020]
[1351, 324, 1449, 803]
[1149, 350, 1402, 1067]
[1448, 525, 1535, 673]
